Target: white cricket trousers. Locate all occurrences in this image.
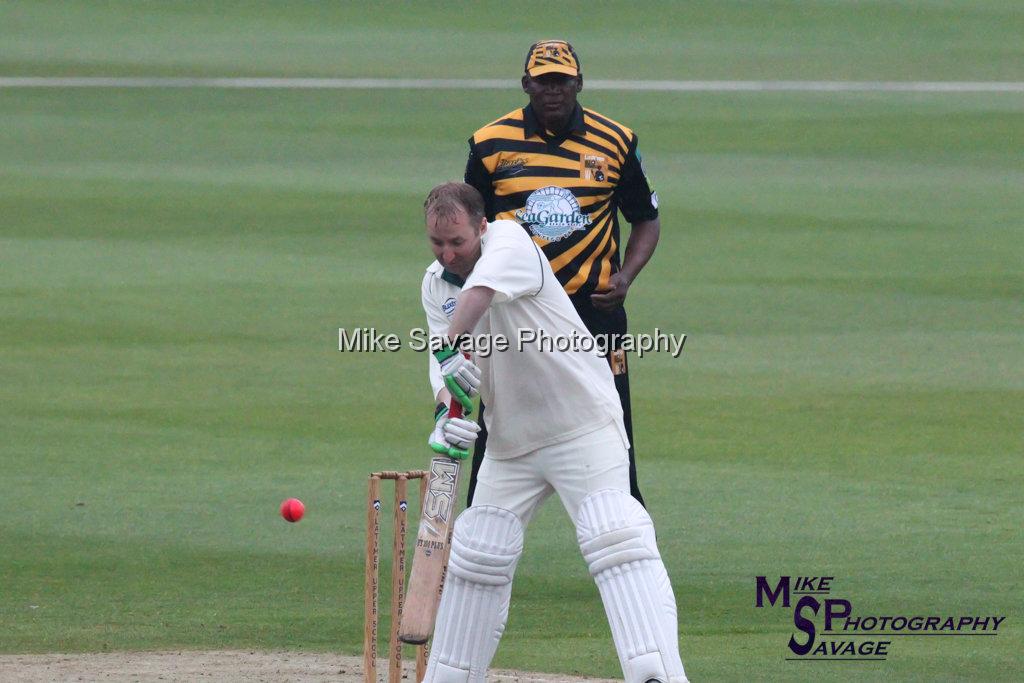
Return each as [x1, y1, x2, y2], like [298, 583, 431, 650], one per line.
[470, 420, 630, 525]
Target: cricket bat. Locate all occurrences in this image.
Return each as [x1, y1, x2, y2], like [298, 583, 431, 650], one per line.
[398, 399, 464, 645]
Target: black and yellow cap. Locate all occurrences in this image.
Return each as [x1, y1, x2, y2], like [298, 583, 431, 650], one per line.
[524, 40, 581, 78]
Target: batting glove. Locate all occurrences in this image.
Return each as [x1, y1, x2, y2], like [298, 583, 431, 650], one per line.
[428, 403, 480, 460]
[433, 347, 480, 415]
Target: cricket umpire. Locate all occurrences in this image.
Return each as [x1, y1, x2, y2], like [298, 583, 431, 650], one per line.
[464, 39, 661, 507]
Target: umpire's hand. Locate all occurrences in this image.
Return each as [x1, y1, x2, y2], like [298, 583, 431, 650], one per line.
[590, 272, 631, 311]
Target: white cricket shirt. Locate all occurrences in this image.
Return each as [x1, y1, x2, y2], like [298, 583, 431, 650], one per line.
[421, 220, 626, 459]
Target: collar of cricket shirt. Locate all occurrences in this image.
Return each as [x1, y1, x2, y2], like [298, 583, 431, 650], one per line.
[523, 102, 586, 141]
[441, 268, 466, 287]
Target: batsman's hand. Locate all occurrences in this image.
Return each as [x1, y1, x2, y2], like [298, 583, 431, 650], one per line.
[428, 404, 480, 460]
[433, 348, 480, 414]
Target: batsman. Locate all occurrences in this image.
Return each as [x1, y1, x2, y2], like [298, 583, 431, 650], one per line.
[418, 182, 688, 682]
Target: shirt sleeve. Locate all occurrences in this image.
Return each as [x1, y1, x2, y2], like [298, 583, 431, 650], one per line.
[464, 139, 497, 221]
[421, 273, 449, 400]
[463, 228, 543, 304]
[614, 135, 659, 224]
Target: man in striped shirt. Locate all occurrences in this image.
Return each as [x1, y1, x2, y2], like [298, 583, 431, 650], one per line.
[464, 39, 662, 508]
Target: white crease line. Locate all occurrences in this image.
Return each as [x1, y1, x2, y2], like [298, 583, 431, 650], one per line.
[1, 77, 1023, 92]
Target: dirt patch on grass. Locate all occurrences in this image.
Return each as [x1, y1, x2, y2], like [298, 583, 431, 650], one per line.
[0, 650, 619, 682]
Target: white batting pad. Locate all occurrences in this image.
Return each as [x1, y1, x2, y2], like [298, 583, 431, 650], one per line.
[424, 505, 524, 683]
[576, 489, 688, 683]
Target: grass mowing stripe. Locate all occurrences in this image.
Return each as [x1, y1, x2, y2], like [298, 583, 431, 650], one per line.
[3, 77, 1024, 92]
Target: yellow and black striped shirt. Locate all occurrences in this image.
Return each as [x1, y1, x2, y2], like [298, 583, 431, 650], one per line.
[465, 103, 658, 299]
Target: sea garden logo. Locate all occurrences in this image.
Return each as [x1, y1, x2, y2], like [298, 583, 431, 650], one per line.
[515, 186, 591, 242]
[755, 576, 1005, 663]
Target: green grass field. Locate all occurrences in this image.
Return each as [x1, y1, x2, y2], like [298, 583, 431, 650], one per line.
[1, 2, 1022, 680]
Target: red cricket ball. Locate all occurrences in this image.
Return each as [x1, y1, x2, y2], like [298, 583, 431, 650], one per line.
[280, 498, 305, 523]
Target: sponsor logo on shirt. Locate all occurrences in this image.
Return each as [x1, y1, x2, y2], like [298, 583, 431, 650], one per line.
[495, 157, 527, 178]
[514, 186, 592, 242]
[441, 297, 457, 319]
